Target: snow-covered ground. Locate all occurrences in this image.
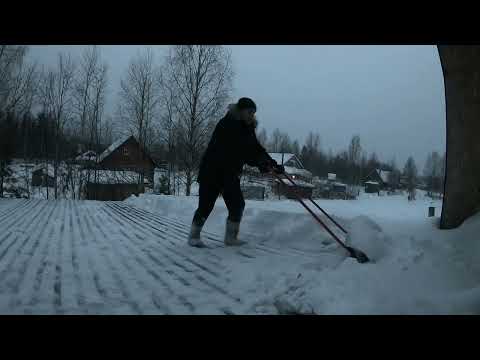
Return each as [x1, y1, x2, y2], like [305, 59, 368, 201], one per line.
[1, 190, 478, 314]
[125, 192, 480, 314]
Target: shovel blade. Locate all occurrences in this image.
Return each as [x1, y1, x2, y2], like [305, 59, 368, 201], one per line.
[346, 246, 370, 264]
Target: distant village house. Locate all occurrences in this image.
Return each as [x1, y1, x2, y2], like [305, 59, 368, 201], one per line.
[364, 168, 395, 190]
[244, 152, 314, 199]
[85, 135, 156, 201]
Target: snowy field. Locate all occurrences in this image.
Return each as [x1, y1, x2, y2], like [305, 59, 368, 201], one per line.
[0, 192, 479, 314]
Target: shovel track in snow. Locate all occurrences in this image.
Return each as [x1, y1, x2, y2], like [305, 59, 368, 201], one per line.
[0, 198, 334, 314]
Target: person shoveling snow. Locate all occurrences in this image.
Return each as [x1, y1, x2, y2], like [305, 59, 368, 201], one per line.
[188, 97, 284, 247]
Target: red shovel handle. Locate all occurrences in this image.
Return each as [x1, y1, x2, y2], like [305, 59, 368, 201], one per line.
[282, 172, 348, 234]
[273, 172, 350, 252]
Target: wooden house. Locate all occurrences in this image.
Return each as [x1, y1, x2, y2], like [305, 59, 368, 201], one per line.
[364, 168, 393, 190]
[243, 152, 315, 199]
[96, 135, 155, 182]
[365, 181, 381, 194]
[274, 178, 314, 199]
[85, 170, 147, 201]
[85, 135, 156, 201]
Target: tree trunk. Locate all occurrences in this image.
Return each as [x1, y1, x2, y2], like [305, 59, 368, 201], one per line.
[23, 123, 30, 199]
[185, 169, 191, 196]
[54, 136, 59, 200]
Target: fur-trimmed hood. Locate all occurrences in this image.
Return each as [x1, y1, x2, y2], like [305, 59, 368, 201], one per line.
[227, 103, 258, 129]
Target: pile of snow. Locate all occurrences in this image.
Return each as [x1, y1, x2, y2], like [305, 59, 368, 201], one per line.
[265, 213, 480, 315]
[345, 215, 392, 261]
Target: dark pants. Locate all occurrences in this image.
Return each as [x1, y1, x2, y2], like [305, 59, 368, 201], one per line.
[192, 178, 245, 226]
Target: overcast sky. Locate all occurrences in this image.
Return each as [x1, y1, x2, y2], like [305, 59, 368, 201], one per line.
[28, 45, 445, 169]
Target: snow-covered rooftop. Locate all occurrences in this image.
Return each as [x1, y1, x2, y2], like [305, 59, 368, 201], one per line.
[328, 173, 336, 180]
[365, 181, 380, 185]
[376, 169, 391, 183]
[276, 178, 315, 188]
[284, 166, 312, 178]
[268, 153, 295, 165]
[75, 150, 97, 161]
[97, 135, 132, 163]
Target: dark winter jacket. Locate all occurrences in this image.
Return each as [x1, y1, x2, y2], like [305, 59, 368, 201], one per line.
[197, 105, 276, 184]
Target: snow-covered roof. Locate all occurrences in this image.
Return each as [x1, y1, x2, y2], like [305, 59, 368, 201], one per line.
[97, 135, 132, 163]
[332, 182, 347, 188]
[85, 170, 148, 185]
[328, 173, 336, 180]
[275, 178, 315, 188]
[75, 150, 97, 161]
[268, 153, 296, 165]
[365, 181, 380, 185]
[376, 169, 391, 183]
[284, 166, 312, 178]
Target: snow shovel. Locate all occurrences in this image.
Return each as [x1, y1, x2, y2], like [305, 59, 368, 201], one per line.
[273, 172, 370, 264]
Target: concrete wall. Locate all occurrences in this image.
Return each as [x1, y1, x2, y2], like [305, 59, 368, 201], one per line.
[438, 46, 480, 229]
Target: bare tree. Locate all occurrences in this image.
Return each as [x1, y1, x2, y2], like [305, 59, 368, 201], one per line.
[119, 48, 161, 151]
[74, 46, 107, 147]
[269, 128, 282, 152]
[404, 156, 418, 200]
[292, 140, 300, 157]
[162, 45, 233, 195]
[387, 157, 400, 190]
[279, 132, 292, 153]
[0, 46, 28, 111]
[423, 151, 443, 197]
[0, 46, 38, 197]
[118, 48, 161, 187]
[89, 62, 108, 150]
[367, 152, 380, 174]
[256, 127, 268, 148]
[0, 112, 16, 197]
[101, 115, 114, 146]
[39, 53, 76, 199]
[305, 132, 321, 154]
[0, 46, 37, 136]
[159, 72, 181, 194]
[71, 46, 109, 200]
[347, 135, 362, 185]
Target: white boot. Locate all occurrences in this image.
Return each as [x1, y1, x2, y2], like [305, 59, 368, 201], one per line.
[188, 223, 206, 248]
[224, 219, 246, 246]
